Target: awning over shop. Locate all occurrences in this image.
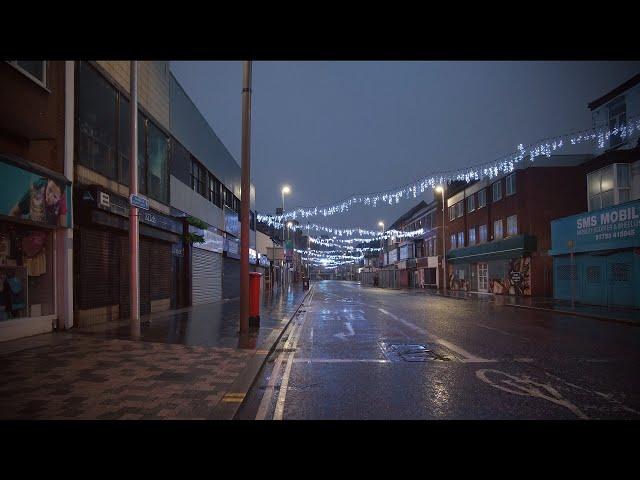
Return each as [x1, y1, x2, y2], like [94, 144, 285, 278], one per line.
[447, 234, 537, 264]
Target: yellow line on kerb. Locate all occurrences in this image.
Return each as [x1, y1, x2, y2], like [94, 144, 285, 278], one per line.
[221, 393, 246, 403]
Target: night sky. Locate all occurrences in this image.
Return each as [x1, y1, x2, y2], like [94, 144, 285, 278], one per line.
[170, 61, 640, 231]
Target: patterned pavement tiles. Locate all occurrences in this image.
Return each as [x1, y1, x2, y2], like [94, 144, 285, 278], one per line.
[0, 334, 254, 420]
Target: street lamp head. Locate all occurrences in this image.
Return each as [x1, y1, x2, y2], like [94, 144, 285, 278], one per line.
[282, 185, 290, 194]
[287, 221, 293, 228]
[378, 221, 384, 228]
[435, 185, 444, 194]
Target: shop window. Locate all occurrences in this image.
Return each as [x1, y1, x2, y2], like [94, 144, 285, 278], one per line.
[557, 264, 577, 281]
[78, 61, 118, 180]
[506, 173, 516, 196]
[479, 224, 487, 243]
[477, 189, 487, 208]
[610, 263, 631, 282]
[494, 219, 503, 240]
[147, 121, 169, 204]
[507, 215, 518, 236]
[467, 194, 475, 212]
[586, 266, 601, 284]
[492, 180, 502, 202]
[0, 225, 54, 321]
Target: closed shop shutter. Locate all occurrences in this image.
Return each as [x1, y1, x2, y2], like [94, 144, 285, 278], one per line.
[192, 248, 222, 305]
[139, 238, 152, 315]
[223, 257, 240, 299]
[78, 228, 120, 310]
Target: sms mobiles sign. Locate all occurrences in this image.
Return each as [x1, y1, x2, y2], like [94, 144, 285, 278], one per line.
[550, 200, 640, 255]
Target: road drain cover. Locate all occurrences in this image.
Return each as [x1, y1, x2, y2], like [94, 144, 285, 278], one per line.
[379, 342, 453, 362]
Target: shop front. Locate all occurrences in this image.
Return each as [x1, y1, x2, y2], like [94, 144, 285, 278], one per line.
[74, 185, 183, 326]
[191, 227, 223, 305]
[550, 200, 640, 308]
[223, 235, 240, 299]
[447, 234, 536, 296]
[0, 155, 72, 340]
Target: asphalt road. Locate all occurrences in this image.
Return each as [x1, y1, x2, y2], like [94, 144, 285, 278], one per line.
[236, 280, 640, 420]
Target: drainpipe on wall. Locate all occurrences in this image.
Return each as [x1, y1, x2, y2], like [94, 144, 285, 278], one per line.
[56, 60, 75, 330]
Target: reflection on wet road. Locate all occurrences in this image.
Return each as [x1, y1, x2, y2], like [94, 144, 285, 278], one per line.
[237, 280, 640, 420]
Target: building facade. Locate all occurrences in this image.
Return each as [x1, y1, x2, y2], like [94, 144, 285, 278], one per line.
[445, 155, 591, 297]
[0, 61, 74, 341]
[550, 74, 640, 307]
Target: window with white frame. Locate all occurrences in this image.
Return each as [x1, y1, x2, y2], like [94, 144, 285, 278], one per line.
[608, 97, 627, 149]
[456, 201, 464, 218]
[457, 231, 465, 248]
[506, 173, 516, 196]
[587, 163, 631, 211]
[449, 205, 456, 221]
[479, 224, 487, 243]
[477, 189, 487, 208]
[492, 180, 502, 202]
[507, 215, 518, 236]
[494, 219, 503, 240]
[467, 194, 475, 212]
[7, 61, 46, 86]
[450, 233, 456, 250]
[468, 227, 476, 246]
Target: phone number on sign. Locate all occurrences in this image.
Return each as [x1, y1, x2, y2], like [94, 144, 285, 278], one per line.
[595, 229, 635, 241]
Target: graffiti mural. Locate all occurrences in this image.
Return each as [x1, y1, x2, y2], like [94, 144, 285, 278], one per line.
[447, 264, 470, 292]
[489, 257, 531, 296]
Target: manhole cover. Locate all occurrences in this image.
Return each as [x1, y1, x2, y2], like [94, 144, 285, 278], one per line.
[379, 342, 453, 362]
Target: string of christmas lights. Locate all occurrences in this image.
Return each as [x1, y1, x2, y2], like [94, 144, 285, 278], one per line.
[258, 118, 640, 222]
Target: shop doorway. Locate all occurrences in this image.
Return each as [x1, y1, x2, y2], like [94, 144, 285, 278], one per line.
[478, 263, 488, 292]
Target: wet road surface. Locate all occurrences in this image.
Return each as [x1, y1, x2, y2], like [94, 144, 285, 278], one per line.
[236, 280, 640, 420]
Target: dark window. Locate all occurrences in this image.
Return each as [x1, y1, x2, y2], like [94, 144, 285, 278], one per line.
[9, 61, 46, 84]
[118, 96, 131, 186]
[170, 139, 191, 186]
[137, 113, 147, 194]
[224, 188, 234, 209]
[209, 174, 222, 207]
[250, 211, 255, 230]
[78, 61, 118, 180]
[147, 120, 169, 203]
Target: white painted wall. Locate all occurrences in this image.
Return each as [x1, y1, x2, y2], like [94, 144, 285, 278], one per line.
[170, 175, 223, 230]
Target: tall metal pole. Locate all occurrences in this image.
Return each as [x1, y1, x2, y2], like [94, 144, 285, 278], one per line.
[239, 60, 252, 334]
[281, 191, 285, 288]
[129, 61, 140, 327]
[441, 186, 447, 295]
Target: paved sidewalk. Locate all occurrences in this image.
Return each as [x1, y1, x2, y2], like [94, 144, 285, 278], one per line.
[0, 283, 312, 420]
[411, 287, 640, 325]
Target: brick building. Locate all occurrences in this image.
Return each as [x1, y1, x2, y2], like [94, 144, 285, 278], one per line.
[445, 155, 592, 297]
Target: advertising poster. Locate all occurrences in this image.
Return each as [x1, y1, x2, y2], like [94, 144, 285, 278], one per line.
[0, 160, 72, 228]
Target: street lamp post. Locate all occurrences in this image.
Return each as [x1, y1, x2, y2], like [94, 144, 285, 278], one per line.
[435, 185, 447, 295]
[239, 60, 252, 334]
[378, 221, 384, 268]
[281, 185, 290, 287]
[129, 61, 140, 332]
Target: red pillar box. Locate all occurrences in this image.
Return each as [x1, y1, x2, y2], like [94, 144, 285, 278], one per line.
[249, 272, 262, 327]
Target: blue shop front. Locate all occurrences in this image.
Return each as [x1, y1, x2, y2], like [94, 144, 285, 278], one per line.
[550, 200, 640, 308]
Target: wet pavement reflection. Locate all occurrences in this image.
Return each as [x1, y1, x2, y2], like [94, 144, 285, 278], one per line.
[78, 284, 308, 350]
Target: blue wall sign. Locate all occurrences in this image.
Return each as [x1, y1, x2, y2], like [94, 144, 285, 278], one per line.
[130, 194, 149, 211]
[550, 200, 640, 255]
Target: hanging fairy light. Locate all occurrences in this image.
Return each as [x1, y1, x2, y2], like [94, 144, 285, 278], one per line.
[256, 118, 639, 222]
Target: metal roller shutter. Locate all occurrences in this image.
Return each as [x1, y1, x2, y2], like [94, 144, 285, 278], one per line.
[223, 257, 240, 300]
[192, 248, 222, 305]
[78, 228, 120, 310]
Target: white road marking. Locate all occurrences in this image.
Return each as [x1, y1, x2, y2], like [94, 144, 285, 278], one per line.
[293, 358, 390, 364]
[478, 323, 530, 341]
[334, 321, 355, 341]
[378, 307, 495, 363]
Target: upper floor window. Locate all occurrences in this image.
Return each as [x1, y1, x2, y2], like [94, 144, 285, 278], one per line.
[191, 159, 206, 197]
[588, 163, 631, 211]
[457, 231, 465, 248]
[492, 180, 502, 202]
[146, 121, 169, 204]
[507, 215, 518, 236]
[8, 61, 46, 87]
[468, 227, 476, 246]
[450, 233, 457, 250]
[467, 194, 475, 212]
[494, 219, 503, 240]
[449, 205, 456, 221]
[456, 201, 464, 218]
[479, 224, 487, 243]
[506, 173, 516, 196]
[477, 189, 487, 209]
[609, 97, 626, 149]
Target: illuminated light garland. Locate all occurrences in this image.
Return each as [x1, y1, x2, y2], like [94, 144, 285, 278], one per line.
[295, 249, 364, 260]
[256, 216, 423, 238]
[257, 118, 640, 222]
